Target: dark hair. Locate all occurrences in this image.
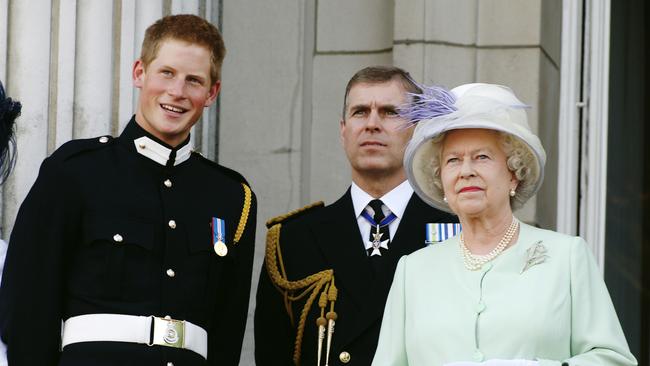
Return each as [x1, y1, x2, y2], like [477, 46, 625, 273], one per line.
[342, 66, 422, 118]
[140, 14, 226, 86]
[0, 81, 20, 184]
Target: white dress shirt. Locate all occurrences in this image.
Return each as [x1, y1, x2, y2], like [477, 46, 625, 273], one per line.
[350, 180, 414, 253]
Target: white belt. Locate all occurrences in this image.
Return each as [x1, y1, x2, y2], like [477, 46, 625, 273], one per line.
[61, 314, 208, 359]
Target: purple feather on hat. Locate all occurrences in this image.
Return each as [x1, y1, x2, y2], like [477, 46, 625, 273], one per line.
[398, 83, 457, 127]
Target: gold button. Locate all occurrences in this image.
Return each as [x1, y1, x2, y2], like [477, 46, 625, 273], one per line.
[167, 362, 174, 366]
[166, 269, 175, 277]
[164, 179, 172, 188]
[113, 234, 123, 243]
[168, 220, 176, 229]
[164, 315, 172, 320]
[99, 136, 109, 143]
[339, 351, 351, 363]
[138, 142, 146, 149]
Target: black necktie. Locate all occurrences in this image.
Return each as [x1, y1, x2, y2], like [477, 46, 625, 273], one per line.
[368, 199, 390, 256]
[166, 149, 177, 168]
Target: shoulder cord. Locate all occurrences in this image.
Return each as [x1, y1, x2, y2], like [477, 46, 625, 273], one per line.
[265, 220, 337, 365]
[233, 183, 252, 244]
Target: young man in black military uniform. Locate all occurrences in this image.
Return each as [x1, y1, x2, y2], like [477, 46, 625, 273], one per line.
[0, 15, 256, 366]
[254, 66, 457, 366]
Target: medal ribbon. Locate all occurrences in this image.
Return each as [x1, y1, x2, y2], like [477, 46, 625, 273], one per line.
[212, 217, 226, 244]
[425, 223, 462, 244]
[362, 210, 396, 256]
[360, 211, 397, 228]
[425, 223, 436, 244]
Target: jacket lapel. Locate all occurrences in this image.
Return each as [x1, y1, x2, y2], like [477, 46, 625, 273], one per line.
[385, 194, 429, 266]
[309, 191, 456, 348]
[310, 190, 373, 309]
[338, 193, 431, 345]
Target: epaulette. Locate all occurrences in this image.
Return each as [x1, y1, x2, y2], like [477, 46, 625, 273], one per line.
[191, 151, 249, 186]
[191, 151, 253, 245]
[264, 200, 335, 366]
[265, 201, 324, 229]
[51, 135, 115, 161]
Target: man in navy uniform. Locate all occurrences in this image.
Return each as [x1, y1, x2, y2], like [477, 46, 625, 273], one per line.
[0, 14, 256, 366]
[254, 66, 457, 366]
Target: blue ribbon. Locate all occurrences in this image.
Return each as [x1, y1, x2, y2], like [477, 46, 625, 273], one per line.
[212, 217, 226, 244]
[425, 223, 462, 245]
[360, 210, 397, 228]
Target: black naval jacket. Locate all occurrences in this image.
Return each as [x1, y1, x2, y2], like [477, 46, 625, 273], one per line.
[0, 118, 257, 366]
[254, 190, 456, 366]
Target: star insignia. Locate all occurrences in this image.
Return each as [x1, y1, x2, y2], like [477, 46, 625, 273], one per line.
[369, 231, 390, 256]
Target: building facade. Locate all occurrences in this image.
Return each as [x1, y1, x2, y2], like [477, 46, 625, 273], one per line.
[0, 0, 647, 363]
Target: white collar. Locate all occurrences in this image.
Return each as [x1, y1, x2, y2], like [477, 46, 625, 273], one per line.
[351, 180, 414, 218]
[133, 136, 193, 167]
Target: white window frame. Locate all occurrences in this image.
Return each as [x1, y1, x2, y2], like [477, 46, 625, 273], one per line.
[557, 0, 610, 273]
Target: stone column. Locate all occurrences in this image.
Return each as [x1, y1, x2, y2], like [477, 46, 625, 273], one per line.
[393, 0, 562, 225]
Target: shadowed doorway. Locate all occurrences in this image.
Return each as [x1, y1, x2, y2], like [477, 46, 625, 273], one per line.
[605, 0, 648, 362]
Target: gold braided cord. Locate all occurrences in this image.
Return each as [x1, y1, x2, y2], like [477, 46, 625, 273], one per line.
[327, 278, 338, 315]
[265, 222, 336, 366]
[233, 183, 252, 244]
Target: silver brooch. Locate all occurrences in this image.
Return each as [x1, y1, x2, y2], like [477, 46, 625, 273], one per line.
[520, 240, 548, 274]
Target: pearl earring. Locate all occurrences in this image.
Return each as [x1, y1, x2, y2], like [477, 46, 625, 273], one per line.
[443, 196, 448, 203]
[509, 188, 516, 197]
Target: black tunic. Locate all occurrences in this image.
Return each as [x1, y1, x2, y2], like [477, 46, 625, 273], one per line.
[0, 117, 257, 366]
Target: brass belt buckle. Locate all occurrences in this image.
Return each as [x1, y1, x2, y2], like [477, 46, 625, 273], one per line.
[150, 316, 185, 349]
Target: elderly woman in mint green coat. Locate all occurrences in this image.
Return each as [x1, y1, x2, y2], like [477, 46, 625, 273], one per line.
[371, 83, 636, 366]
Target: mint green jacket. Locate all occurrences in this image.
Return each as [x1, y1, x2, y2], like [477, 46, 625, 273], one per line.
[372, 223, 637, 366]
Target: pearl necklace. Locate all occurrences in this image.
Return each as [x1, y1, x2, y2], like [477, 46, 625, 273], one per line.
[460, 217, 519, 271]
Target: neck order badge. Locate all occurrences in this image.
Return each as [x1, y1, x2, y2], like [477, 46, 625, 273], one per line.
[361, 210, 397, 256]
[211, 217, 227, 257]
